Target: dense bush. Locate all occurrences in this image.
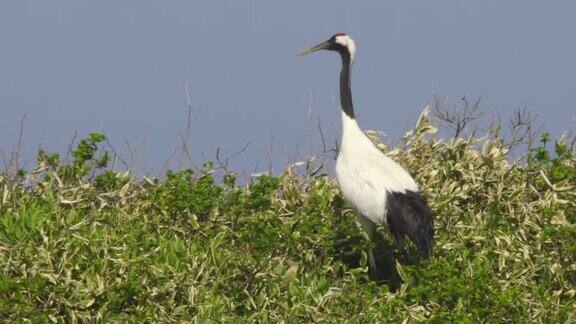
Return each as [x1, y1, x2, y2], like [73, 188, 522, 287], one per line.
[1, 111, 575, 322]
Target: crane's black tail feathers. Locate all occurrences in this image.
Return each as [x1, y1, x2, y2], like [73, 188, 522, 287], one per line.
[386, 190, 435, 258]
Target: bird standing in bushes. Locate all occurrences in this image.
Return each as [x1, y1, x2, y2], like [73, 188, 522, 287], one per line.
[298, 33, 434, 273]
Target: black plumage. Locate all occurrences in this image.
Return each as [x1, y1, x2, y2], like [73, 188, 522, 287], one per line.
[386, 190, 435, 258]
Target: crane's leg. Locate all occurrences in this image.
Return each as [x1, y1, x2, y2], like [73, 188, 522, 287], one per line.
[397, 234, 412, 262]
[390, 229, 406, 253]
[390, 225, 413, 263]
[356, 215, 378, 274]
[368, 248, 377, 272]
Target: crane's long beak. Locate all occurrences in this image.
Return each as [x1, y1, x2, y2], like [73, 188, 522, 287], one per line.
[297, 40, 331, 56]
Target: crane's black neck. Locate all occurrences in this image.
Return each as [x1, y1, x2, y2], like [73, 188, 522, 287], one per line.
[339, 52, 355, 119]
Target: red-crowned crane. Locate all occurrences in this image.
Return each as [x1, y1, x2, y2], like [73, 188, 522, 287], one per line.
[298, 33, 434, 272]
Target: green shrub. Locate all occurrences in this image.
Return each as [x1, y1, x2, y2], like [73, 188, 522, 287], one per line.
[1, 111, 574, 322]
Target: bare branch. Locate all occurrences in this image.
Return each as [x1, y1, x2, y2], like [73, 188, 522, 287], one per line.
[317, 117, 338, 160]
[5, 111, 28, 183]
[177, 81, 201, 168]
[267, 127, 274, 173]
[431, 94, 485, 139]
[0, 147, 5, 172]
[161, 82, 201, 175]
[503, 107, 540, 150]
[214, 141, 252, 173]
[161, 145, 179, 175]
[105, 137, 129, 170]
[11, 111, 28, 173]
[65, 131, 79, 164]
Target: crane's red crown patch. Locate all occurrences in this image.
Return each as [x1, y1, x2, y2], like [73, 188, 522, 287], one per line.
[334, 32, 347, 37]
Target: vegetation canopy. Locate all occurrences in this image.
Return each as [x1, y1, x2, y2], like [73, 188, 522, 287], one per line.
[1, 108, 575, 322]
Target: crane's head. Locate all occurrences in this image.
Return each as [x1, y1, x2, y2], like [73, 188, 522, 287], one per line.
[297, 33, 356, 62]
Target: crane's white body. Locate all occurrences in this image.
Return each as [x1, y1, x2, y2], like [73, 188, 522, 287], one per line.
[336, 112, 418, 232]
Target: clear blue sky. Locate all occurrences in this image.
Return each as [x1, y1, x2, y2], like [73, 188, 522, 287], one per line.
[1, 1, 575, 175]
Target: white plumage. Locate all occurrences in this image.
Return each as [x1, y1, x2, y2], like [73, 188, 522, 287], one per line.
[337, 111, 418, 225]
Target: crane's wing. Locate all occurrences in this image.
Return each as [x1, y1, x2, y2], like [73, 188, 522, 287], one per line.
[359, 148, 419, 194]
